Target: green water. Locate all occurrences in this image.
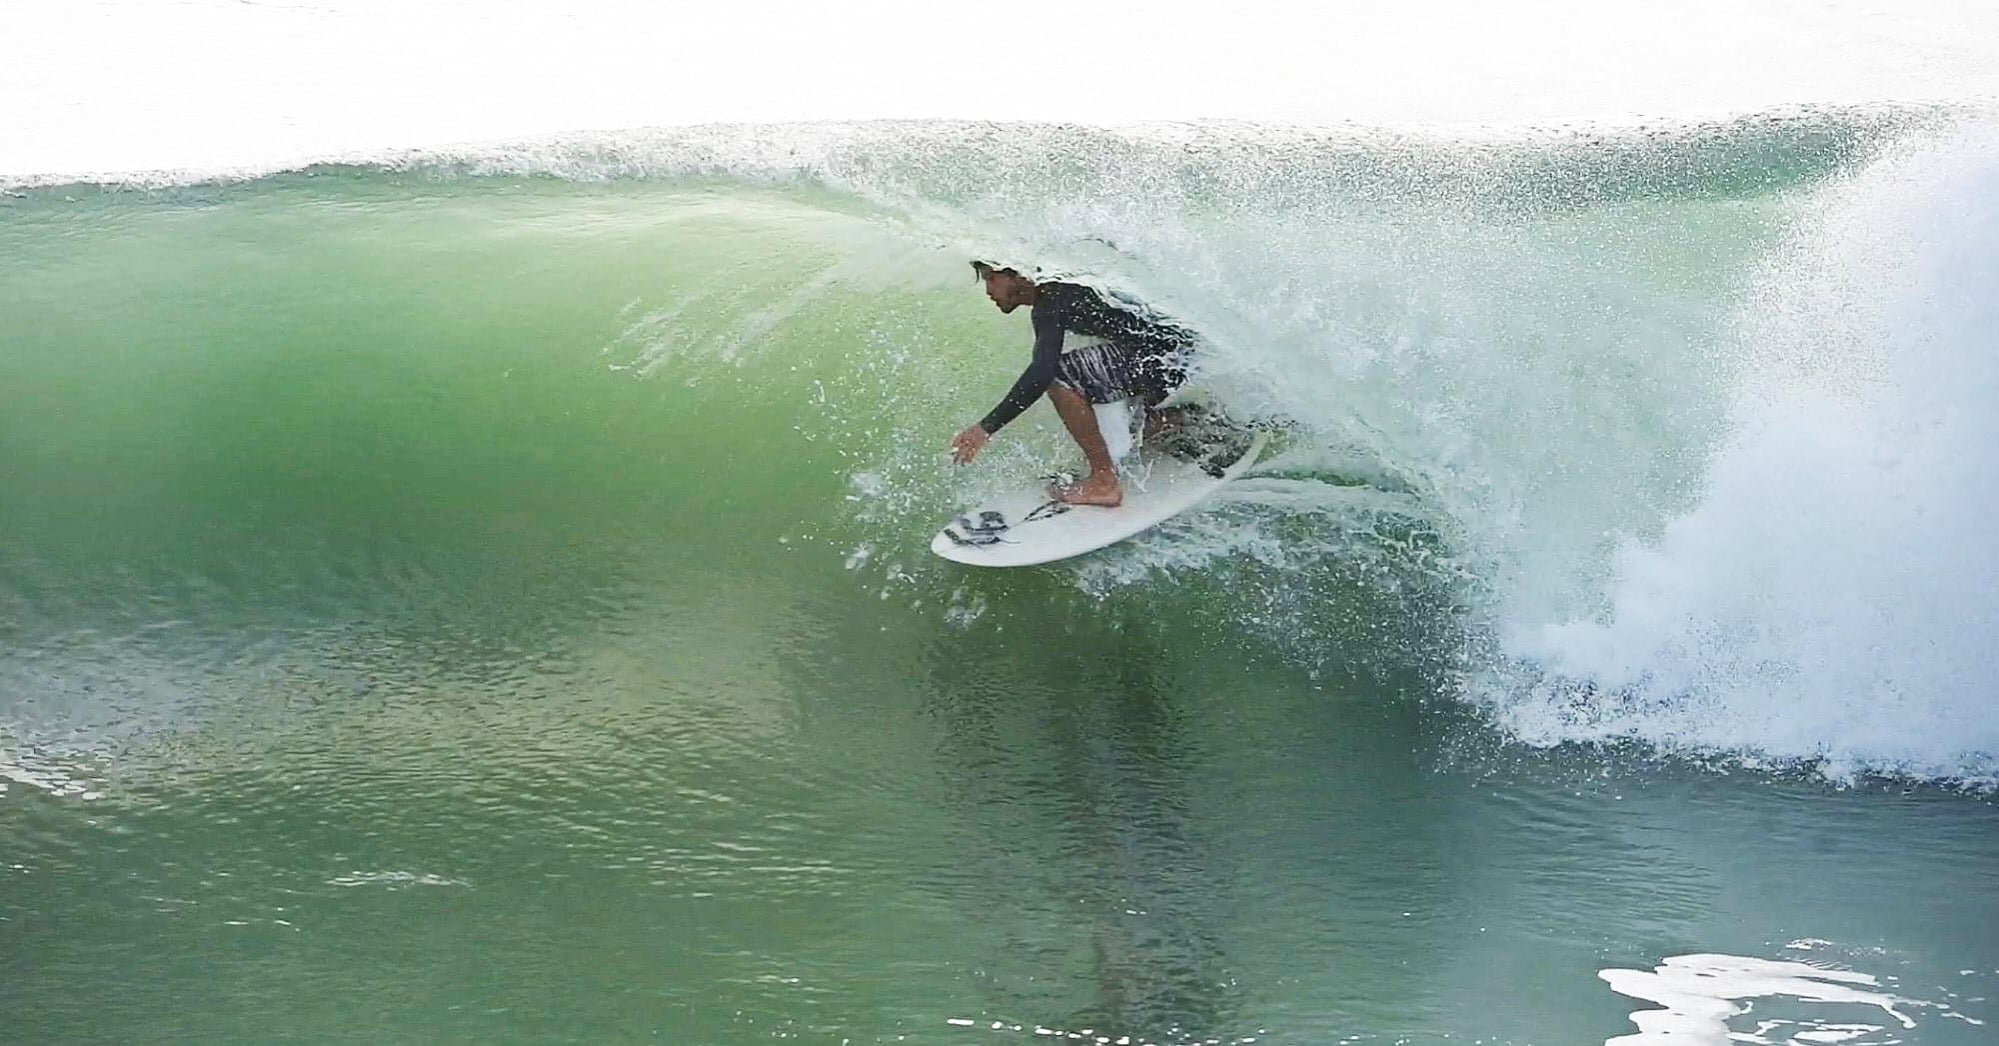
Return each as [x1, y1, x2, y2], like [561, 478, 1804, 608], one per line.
[3, 175, 1996, 1045]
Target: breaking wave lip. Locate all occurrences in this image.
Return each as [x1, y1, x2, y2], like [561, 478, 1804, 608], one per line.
[0, 104, 1956, 194]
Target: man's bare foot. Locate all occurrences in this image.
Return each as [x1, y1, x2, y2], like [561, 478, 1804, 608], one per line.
[1050, 472, 1123, 507]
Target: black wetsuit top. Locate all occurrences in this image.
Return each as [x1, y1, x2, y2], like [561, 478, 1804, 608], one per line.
[978, 282, 1194, 434]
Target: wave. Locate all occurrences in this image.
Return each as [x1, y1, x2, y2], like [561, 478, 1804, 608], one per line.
[3, 110, 1995, 788]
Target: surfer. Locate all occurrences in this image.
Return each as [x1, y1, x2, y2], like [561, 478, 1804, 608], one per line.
[950, 262, 1193, 508]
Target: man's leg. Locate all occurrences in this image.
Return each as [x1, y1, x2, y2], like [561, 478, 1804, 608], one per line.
[1048, 383, 1123, 507]
[1136, 350, 1191, 444]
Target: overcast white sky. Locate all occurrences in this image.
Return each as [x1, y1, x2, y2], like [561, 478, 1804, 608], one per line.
[6, 0, 1998, 179]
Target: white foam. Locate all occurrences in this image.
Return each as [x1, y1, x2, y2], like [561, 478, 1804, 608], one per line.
[1507, 124, 1999, 787]
[1602, 954, 1921, 1045]
[0, 750, 105, 801]
[325, 870, 471, 889]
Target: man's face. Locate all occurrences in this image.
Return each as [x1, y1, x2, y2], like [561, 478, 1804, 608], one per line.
[982, 270, 1033, 313]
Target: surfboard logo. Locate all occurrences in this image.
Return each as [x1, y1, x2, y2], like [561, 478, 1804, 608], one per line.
[941, 500, 1073, 547]
[942, 510, 1012, 547]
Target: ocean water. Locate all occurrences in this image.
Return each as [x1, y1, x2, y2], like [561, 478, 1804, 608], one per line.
[6, 5, 1999, 1044]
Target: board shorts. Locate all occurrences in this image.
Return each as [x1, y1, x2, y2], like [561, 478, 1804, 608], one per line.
[1054, 341, 1188, 408]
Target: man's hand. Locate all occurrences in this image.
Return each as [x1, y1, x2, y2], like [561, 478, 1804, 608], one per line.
[950, 424, 991, 465]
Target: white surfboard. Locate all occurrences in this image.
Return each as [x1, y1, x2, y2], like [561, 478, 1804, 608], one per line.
[931, 428, 1269, 567]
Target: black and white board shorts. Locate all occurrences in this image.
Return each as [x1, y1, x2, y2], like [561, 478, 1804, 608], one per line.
[1054, 341, 1187, 407]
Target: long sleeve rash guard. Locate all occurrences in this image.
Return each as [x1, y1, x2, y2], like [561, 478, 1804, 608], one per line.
[977, 282, 1190, 435]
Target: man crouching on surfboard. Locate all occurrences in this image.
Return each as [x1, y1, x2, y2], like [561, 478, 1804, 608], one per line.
[949, 261, 1192, 508]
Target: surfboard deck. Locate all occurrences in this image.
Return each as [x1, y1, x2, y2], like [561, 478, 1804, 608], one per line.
[930, 428, 1269, 567]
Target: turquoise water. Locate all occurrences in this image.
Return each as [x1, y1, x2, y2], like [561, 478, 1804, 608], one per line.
[4, 116, 1998, 1043]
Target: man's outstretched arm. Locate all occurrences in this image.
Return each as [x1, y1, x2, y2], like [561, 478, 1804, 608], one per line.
[952, 315, 1064, 463]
